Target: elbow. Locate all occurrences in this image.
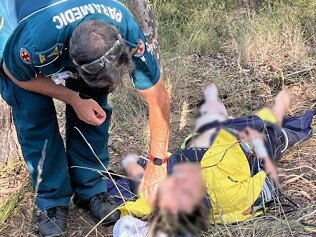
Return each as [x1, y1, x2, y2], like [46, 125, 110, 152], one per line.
[3, 63, 24, 88]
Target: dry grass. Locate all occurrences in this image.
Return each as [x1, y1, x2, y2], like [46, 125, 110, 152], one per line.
[0, 53, 315, 236]
[0, 159, 28, 224]
[1, 0, 316, 236]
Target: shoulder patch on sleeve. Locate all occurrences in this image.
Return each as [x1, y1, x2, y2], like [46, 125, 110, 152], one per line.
[20, 48, 32, 64]
[126, 39, 143, 57]
[32, 43, 64, 67]
[134, 39, 145, 57]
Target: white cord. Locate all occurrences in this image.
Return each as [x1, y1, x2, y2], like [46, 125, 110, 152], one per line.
[280, 129, 289, 153]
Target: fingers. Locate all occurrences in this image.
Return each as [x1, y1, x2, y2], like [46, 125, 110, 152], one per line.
[80, 99, 106, 126]
[238, 127, 264, 141]
[88, 116, 106, 126]
[90, 100, 106, 125]
[82, 115, 103, 126]
[92, 100, 106, 117]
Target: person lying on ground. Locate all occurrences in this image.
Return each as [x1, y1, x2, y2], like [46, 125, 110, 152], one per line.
[0, 0, 169, 236]
[111, 84, 315, 237]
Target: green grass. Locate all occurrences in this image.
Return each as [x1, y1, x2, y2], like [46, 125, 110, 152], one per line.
[152, 0, 316, 68]
[0, 187, 25, 224]
[110, 0, 316, 155]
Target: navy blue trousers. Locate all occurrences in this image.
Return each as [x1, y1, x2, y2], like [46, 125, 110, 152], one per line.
[0, 71, 112, 210]
[1, 0, 114, 211]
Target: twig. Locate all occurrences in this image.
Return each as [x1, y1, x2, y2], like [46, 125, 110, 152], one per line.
[284, 67, 315, 78]
[279, 165, 316, 173]
[297, 209, 316, 222]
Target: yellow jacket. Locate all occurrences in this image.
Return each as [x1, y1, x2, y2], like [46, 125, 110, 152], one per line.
[121, 128, 266, 224]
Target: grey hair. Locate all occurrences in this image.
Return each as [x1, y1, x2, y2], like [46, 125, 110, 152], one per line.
[69, 20, 134, 92]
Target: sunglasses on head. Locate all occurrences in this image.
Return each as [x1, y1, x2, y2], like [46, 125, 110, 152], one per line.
[80, 40, 123, 74]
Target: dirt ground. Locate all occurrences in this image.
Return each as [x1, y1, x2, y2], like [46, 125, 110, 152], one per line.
[0, 53, 315, 236]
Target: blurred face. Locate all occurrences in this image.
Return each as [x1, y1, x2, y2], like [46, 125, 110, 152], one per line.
[156, 163, 205, 214]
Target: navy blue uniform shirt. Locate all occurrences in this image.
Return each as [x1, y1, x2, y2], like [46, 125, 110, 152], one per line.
[4, 0, 160, 90]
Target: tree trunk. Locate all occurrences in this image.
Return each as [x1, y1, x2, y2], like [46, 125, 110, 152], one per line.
[125, 0, 161, 64]
[0, 99, 19, 165]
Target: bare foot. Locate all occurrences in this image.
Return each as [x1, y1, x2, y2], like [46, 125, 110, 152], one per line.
[271, 89, 292, 125]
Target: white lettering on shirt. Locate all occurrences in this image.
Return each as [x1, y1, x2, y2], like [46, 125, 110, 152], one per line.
[52, 3, 123, 29]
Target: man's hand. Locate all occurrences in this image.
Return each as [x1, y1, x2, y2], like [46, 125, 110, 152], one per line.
[71, 95, 106, 126]
[139, 162, 167, 203]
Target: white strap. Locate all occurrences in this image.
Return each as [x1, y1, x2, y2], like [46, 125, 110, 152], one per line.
[280, 129, 289, 153]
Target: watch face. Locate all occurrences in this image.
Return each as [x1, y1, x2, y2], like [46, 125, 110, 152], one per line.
[153, 157, 163, 166]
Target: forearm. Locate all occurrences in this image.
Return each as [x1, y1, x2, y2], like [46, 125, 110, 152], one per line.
[149, 99, 170, 158]
[148, 88, 170, 157]
[140, 78, 170, 157]
[3, 63, 79, 105]
[262, 156, 279, 184]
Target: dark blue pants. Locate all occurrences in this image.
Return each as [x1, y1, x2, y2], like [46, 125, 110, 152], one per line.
[0, 71, 112, 210]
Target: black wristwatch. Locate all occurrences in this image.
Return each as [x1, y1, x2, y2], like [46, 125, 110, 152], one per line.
[149, 155, 168, 166]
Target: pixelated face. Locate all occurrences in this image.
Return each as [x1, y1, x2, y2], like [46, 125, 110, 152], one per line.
[156, 163, 205, 214]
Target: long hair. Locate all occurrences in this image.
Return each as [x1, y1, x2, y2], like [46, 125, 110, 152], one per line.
[148, 197, 209, 236]
[69, 20, 134, 93]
